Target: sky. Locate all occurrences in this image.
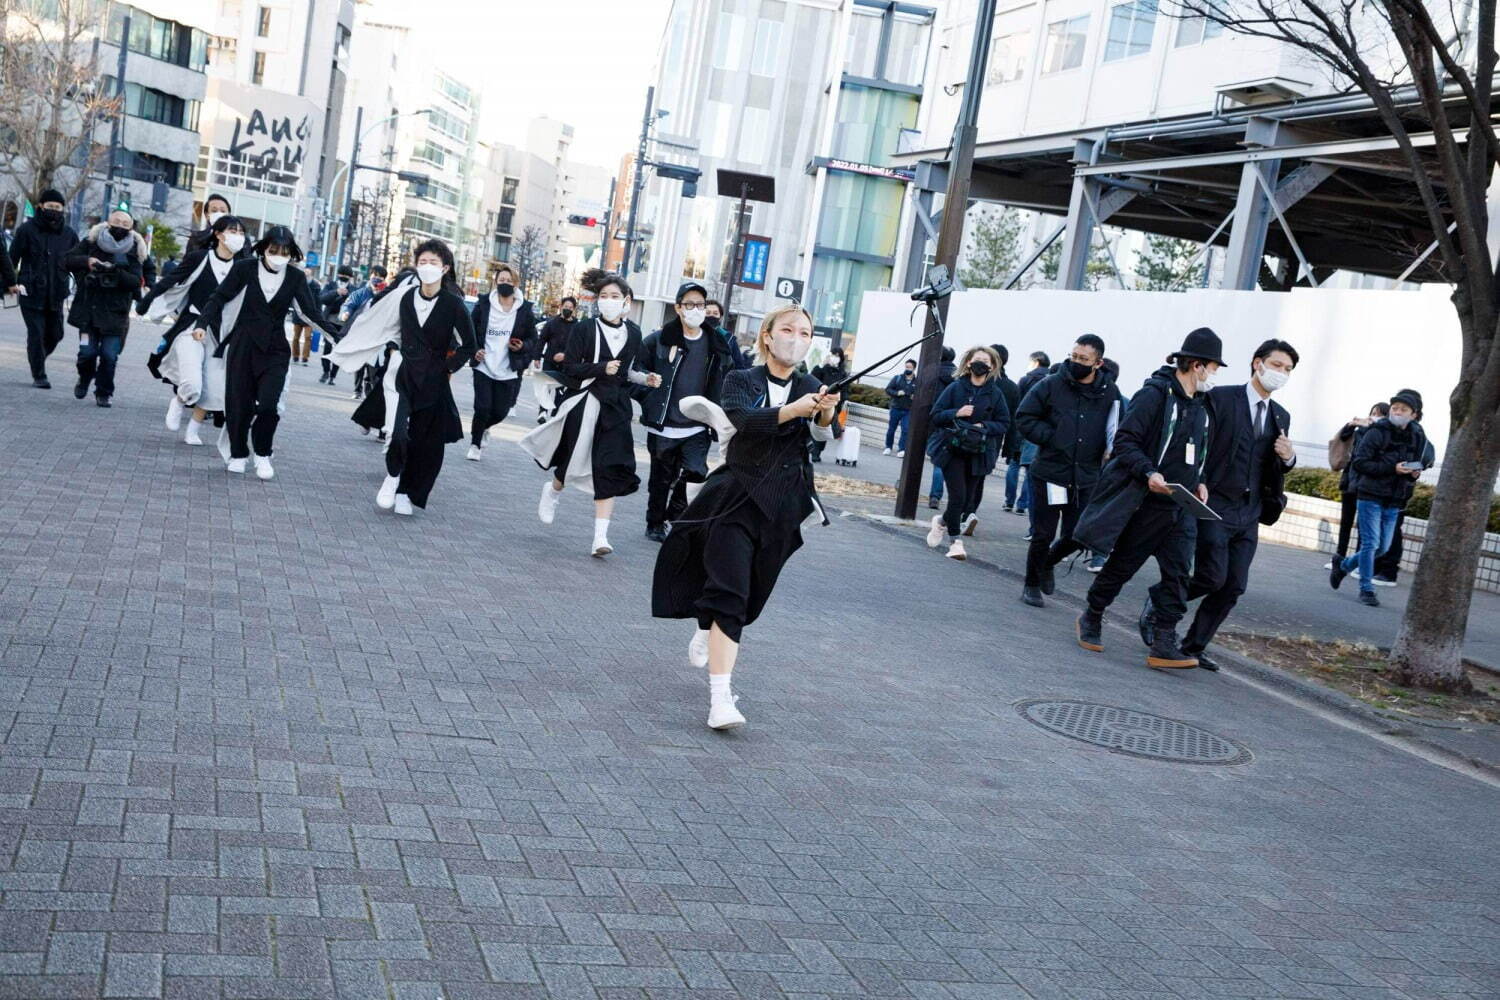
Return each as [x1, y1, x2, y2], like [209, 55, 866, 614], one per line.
[379, 0, 675, 170]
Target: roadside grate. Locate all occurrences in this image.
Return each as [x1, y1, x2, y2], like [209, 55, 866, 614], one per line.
[1016, 699, 1252, 765]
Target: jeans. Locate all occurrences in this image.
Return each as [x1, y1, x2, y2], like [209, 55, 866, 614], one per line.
[1005, 460, 1021, 507]
[929, 464, 944, 502]
[76, 330, 124, 398]
[885, 407, 911, 450]
[1016, 465, 1032, 513]
[1340, 500, 1401, 593]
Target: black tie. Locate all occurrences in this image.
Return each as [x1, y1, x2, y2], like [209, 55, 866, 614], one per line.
[1255, 400, 1265, 436]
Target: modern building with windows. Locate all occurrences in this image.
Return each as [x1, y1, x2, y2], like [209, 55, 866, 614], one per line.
[897, 0, 1478, 291]
[630, 0, 942, 345]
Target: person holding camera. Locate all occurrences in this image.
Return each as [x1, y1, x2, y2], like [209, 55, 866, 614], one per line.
[924, 346, 1011, 562]
[65, 209, 145, 408]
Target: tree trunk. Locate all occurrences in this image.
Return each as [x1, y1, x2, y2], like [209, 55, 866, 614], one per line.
[1390, 406, 1500, 692]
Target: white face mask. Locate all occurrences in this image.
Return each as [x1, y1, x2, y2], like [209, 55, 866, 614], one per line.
[1256, 365, 1289, 392]
[680, 307, 706, 329]
[1388, 412, 1413, 429]
[597, 297, 627, 322]
[1195, 366, 1217, 391]
[221, 232, 245, 253]
[770, 331, 812, 365]
[263, 253, 289, 272]
[206, 211, 225, 226]
[416, 263, 445, 285]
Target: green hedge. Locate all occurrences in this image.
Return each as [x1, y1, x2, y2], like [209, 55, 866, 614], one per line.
[847, 383, 891, 409]
[1283, 467, 1500, 532]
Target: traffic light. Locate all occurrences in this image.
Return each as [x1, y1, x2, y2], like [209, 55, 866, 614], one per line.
[567, 214, 598, 227]
[115, 189, 131, 213]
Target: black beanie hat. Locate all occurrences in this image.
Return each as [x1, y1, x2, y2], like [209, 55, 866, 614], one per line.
[38, 188, 64, 205]
[1390, 388, 1423, 414]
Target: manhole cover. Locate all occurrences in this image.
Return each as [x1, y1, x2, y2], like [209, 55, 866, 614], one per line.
[1016, 700, 1251, 765]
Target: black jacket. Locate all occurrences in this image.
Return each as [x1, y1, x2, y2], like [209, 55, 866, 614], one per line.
[885, 371, 918, 410]
[1201, 384, 1292, 521]
[926, 376, 1011, 473]
[1073, 366, 1209, 554]
[8, 216, 79, 310]
[637, 317, 735, 429]
[1016, 364, 1049, 405]
[469, 294, 538, 373]
[995, 373, 1022, 458]
[1351, 417, 1433, 507]
[318, 283, 349, 322]
[720, 365, 828, 524]
[64, 234, 144, 336]
[1014, 365, 1118, 491]
[537, 314, 574, 366]
[197, 258, 336, 356]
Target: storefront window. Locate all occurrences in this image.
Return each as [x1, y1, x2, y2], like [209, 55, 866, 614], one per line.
[831, 85, 918, 166]
[809, 253, 891, 335]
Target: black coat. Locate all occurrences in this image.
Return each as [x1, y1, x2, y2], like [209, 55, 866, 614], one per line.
[1351, 417, 1433, 507]
[1201, 384, 1292, 522]
[394, 288, 477, 442]
[64, 235, 143, 336]
[8, 216, 79, 310]
[1016, 364, 1049, 404]
[470, 294, 538, 374]
[995, 373, 1022, 458]
[885, 371, 917, 410]
[926, 376, 1011, 474]
[1073, 366, 1209, 554]
[636, 317, 735, 429]
[1014, 365, 1118, 490]
[196, 259, 336, 358]
[537, 314, 574, 366]
[547, 318, 646, 499]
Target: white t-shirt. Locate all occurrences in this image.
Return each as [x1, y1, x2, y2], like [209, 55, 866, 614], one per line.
[208, 252, 234, 283]
[767, 376, 792, 407]
[599, 319, 627, 357]
[257, 262, 285, 302]
[413, 287, 438, 326]
[481, 292, 522, 380]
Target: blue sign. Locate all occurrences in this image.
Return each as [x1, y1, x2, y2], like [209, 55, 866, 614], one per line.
[305, 250, 320, 267]
[740, 235, 770, 289]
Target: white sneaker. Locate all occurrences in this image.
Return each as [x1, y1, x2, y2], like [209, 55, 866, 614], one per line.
[466, 444, 482, 461]
[252, 454, 274, 480]
[592, 532, 612, 558]
[882, 447, 892, 456]
[947, 539, 967, 561]
[165, 396, 184, 431]
[962, 514, 979, 537]
[1373, 577, 1397, 588]
[538, 481, 561, 524]
[926, 514, 945, 548]
[897, 450, 905, 458]
[376, 475, 400, 509]
[227, 458, 247, 474]
[183, 421, 203, 446]
[394, 494, 414, 516]
[707, 687, 746, 730]
[1322, 561, 1333, 570]
[688, 629, 710, 668]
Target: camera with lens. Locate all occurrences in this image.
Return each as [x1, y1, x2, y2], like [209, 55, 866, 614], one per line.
[88, 253, 128, 290]
[910, 264, 953, 303]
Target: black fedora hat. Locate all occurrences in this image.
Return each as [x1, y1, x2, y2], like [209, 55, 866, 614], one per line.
[1168, 327, 1228, 367]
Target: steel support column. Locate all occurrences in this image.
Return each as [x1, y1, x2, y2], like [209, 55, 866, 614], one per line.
[1058, 140, 1136, 290]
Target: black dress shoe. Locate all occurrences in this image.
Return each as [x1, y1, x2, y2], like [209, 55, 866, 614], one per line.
[1021, 586, 1045, 608]
[1040, 565, 1056, 596]
[73, 380, 88, 399]
[32, 377, 51, 389]
[1194, 649, 1220, 672]
[95, 395, 111, 408]
[1330, 562, 1349, 590]
[645, 526, 667, 543]
[1138, 595, 1157, 647]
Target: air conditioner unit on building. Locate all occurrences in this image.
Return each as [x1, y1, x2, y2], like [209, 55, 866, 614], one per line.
[1216, 76, 1312, 108]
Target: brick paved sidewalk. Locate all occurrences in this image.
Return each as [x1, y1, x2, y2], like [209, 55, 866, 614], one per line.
[0, 315, 1497, 1000]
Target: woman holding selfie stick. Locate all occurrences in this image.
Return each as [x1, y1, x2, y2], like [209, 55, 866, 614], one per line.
[652, 304, 836, 731]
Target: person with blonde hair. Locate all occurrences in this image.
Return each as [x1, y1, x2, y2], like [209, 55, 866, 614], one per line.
[652, 304, 837, 731]
[466, 262, 537, 459]
[924, 345, 1011, 561]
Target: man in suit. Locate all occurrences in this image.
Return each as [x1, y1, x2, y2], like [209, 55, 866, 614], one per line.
[1175, 338, 1298, 670]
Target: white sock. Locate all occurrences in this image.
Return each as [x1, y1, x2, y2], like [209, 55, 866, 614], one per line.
[709, 673, 732, 698]
[594, 517, 610, 536]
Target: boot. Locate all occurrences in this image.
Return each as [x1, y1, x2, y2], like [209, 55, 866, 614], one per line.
[1040, 564, 1056, 596]
[1138, 595, 1157, 647]
[1021, 586, 1044, 608]
[1146, 630, 1199, 669]
[1076, 609, 1103, 652]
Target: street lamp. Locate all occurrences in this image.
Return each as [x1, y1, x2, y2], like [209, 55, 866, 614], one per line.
[331, 106, 432, 277]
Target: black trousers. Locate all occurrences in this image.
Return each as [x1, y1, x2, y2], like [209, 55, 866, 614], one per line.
[22, 306, 65, 379]
[386, 395, 447, 508]
[646, 430, 711, 528]
[1024, 479, 1091, 586]
[1374, 511, 1405, 580]
[695, 503, 798, 643]
[1335, 491, 1358, 559]
[1086, 499, 1197, 626]
[226, 350, 289, 459]
[320, 334, 339, 380]
[941, 458, 985, 537]
[471, 371, 522, 445]
[1184, 516, 1258, 652]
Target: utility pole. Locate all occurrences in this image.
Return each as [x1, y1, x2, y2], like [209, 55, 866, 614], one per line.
[103, 13, 130, 218]
[621, 86, 653, 281]
[894, 0, 999, 520]
[335, 105, 364, 276]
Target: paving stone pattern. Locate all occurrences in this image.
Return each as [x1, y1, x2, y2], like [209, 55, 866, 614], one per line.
[1, 318, 1498, 999]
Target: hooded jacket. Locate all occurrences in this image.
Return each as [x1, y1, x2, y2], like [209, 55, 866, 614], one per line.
[64, 226, 147, 335]
[470, 292, 538, 373]
[636, 316, 736, 430]
[1072, 365, 1209, 553]
[926, 375, 1011, 473]
[1014, 364, 1118, 490]
[1351, 417, 1433, 507]
[8, 213, 79, 310]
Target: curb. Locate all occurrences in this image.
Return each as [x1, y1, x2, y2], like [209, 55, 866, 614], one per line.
[839, 507, 1500, 782]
